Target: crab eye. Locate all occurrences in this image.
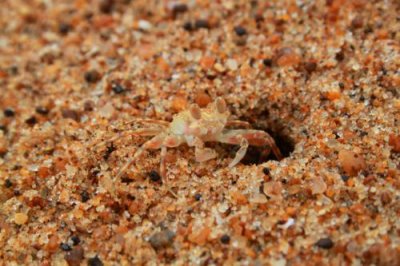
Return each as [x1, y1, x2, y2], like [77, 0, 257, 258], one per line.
[189, 104, 202, 120]
[216, 98, 227, 113]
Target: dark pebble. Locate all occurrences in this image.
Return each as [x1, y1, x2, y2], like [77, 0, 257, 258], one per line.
[35, 106, 49, 115]
[64, 246, 84, 266]
[71, 235, 81, 245]
[84, 100, 95, 112]
[304, 62, 317, 73]
[112, 83, 125, 94]
[5, 179, 12, 188]
[172, 3, 188, 14]
[194, 193, 202, 201]
[9, 65, 18, 75]
[220, 234, 230, 244]
[60, 243, 72, 251]
[195, 19, 209, 29]
[315, 237, 334, 249]
[249, 57, 256, 67]
[84, 70, 101, 83]
[335, 51, 345, 62]
[263, 167, 270, 175]
[263, 58, 273, 67]
[234, 26, 247, 36]
[341, 174, 349, 182]
[81, 191, 90, 202]
[99, 0, 114, 13]
[254, 14, 264, 23]
[88, 255, 104, 266]
[103, 144, 115, 160]
[148, 170, 161, 182]
[62, 109, 80, 122]
[121, 177, 133, 184]
[339, 82, 345, 89]
[351, 16, 363, 29]
[4, 108, 15, 117]
[0, 125, 7, 133]
[149, 229, 175, 250]
[183, 21, 193, 31]
[127, 194, 136, 200]
[25, 116, 37, 126]
[59, 23, 72, 35]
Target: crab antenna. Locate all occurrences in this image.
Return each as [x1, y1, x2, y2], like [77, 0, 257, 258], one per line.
[216, 98, 227, 113]
[189, 104, 202, 120]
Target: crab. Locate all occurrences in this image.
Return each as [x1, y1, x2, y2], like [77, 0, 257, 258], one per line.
[101, 98, 283, 179]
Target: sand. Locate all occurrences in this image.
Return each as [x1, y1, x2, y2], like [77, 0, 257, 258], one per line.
[0, 0, 399, 265]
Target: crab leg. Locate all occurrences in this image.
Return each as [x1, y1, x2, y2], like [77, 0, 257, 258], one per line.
[160, 146, 167, 178]
[217, 129, 283, 167]
[226, 120, 251, 128]
[115, 133, 166, 179]
[122, 118, 169, 127]
[93, 128, 162, 149]
[193, 138, 217, 162]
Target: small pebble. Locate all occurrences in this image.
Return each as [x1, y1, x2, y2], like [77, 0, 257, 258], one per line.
[194, 92, 211, 107]
[304, 62, 317, 73]
[5, 179, 12, 188]
[263, 58, 273, 67]
[35, 106, 49, 115]
[234, 26, 247, 36]
[315, 237, 334, 249]
[138, 20, 153, 31]
[88, 255, 104, 266]
[60, 243, 72, 251]
[380, 192, 392, 205]
[335, 51, 345, 62]
[59, 23, 72, 35]
[99, 0, 114, 13]
[14, 213, 28, 225]
[149, 229, 175, 250]
[25, 116, 37, 126]
[64, 246, 84, 266]
[9, 65, 18, 75]
[338, 149, 366, 176]
[226, 59, 238, 71]
[81, 191, 90, 202]
[84, 100, 95, 112]
[148, 170, 161, 182]
[71, 235, 81, 245]
[183, 21, 193, 31]
[172, 3, 188, 15]
[389, 134, 400, 153]
[62, 109, 80, 122]
[220, 234, 230, 244]
[112, 83, 125, 94]
[195, 19, 209, 29]
[194, 193, 202, 201]
[103, 144, 115, 160]
[84, 70, 101, 83]
[351, 16, 363, 29]
[4, 108, 15, 117]
[341, 174, 349, 182]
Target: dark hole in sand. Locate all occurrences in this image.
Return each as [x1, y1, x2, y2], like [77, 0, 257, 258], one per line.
[240, 128, 295, 165]
[230, 106, 295, 165]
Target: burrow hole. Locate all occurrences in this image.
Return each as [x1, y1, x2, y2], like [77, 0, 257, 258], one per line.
[233, 107, 295, 165]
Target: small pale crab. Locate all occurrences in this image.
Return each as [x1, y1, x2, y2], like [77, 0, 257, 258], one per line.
[102, 98, 283, 179]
